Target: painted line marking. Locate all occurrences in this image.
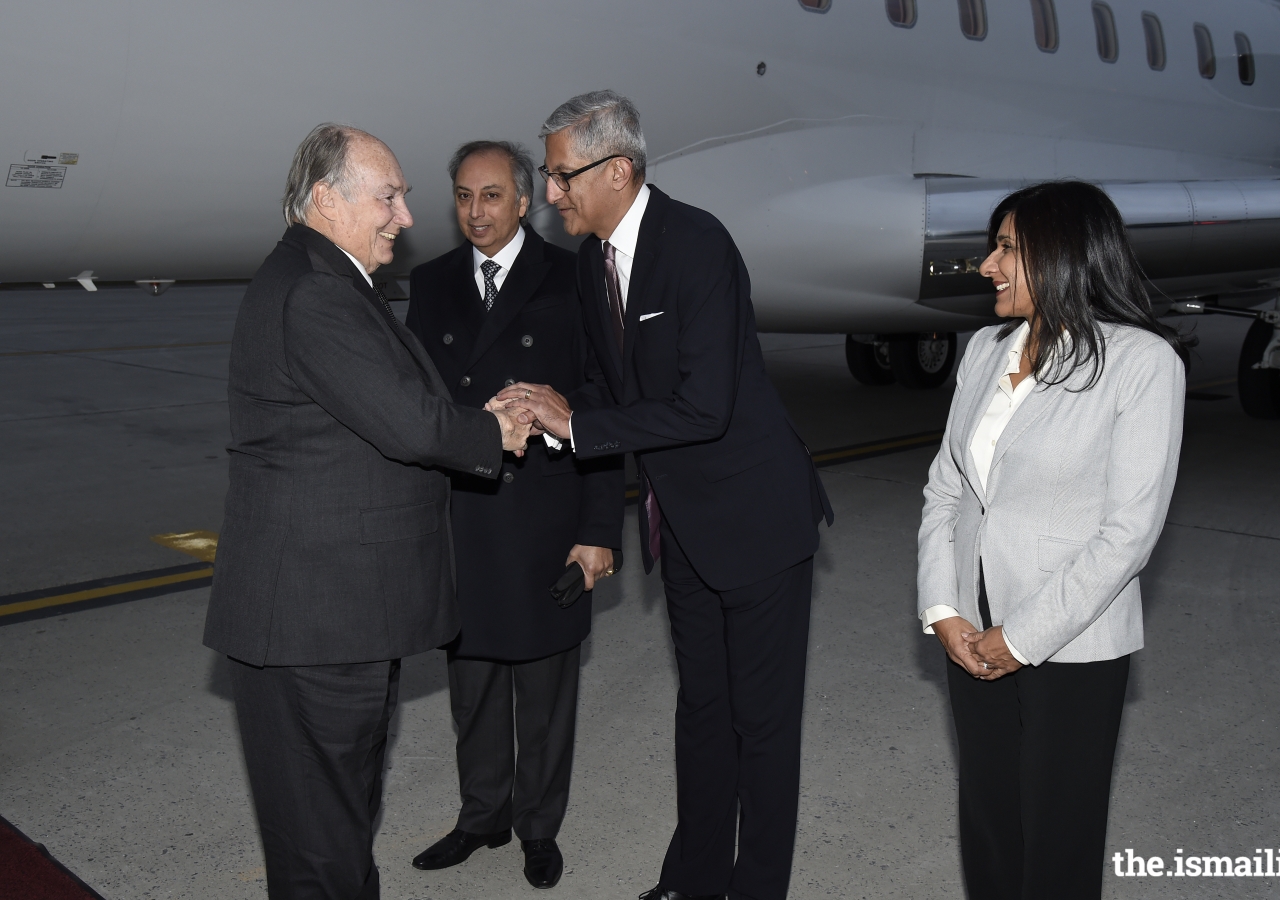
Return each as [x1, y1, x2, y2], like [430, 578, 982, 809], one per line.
[0, 563, 213, 623]
[0, 340, 231, 358]
[811, 431, 945, 466]
[152, 530, 218, 562]
[623, 429, 946, 501]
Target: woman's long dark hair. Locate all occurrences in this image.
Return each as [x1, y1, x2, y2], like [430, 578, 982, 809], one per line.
[987, 180, 1188, 388]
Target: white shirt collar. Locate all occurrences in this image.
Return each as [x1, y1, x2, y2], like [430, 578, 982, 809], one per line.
[1005, 320, 1031, 376]
[472, 224, 526, 275]
[602, 184, 650, 259]
[336, 246, 374, 288]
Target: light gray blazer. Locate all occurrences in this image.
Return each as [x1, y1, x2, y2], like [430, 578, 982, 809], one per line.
[917, 322, 1184, 665]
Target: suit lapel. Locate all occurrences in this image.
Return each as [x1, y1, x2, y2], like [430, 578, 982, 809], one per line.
[295, 225, 451, 394]
[957, 333, 1014, 504]
[463, 227, 552, 373]
[620, 192, 665, 377]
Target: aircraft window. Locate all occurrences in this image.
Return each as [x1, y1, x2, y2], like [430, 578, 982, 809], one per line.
[1236, 33, 1255, 85]
[1030, 0, 1058, 52]
[1194, 24, 1216, 79]
[798, 0, 831, 12]
[957, 0, 986, 40]
[1142, 12, 1166, 70]
[886, 0, 916, 28]
[1092, 2, 1118, 63]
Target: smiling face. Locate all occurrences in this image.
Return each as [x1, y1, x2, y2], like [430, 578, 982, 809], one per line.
[980, 213, 1036, 321]
[454, 149, 528, 255]
[542, 129, 636, 239]
[308, 137, 413, 273]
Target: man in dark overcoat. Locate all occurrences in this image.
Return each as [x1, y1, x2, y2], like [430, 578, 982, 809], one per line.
[404, 140, 623, 889]
[203, 124, 533, 900]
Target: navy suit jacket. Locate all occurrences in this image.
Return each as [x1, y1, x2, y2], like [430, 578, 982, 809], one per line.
[570, 186, 833, 590]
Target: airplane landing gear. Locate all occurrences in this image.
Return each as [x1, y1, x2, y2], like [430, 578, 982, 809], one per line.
[1173, 301, 1280, 419]
[845, 332, 957, 388]
[1238, 315, 1280, 419]
[890, 332, 957, 389]
[845, 336, 895, 386]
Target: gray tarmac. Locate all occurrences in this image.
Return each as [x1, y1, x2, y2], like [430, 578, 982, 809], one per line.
[1, 285, 1278, 899]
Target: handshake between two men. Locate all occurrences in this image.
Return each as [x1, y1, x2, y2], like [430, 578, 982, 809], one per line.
[487, 382, 615, 591]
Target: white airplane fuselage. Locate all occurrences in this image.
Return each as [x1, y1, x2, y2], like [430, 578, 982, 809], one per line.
[2, 0, 1278, 334]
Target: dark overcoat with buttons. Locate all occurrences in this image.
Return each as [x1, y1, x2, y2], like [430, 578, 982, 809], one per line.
[406, 225, 624, 661]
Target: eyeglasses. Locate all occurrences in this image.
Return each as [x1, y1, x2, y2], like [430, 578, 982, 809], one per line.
[537, 155, 631, 192]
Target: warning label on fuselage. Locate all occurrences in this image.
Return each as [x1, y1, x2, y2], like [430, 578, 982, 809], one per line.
[6, 164, 66, 188]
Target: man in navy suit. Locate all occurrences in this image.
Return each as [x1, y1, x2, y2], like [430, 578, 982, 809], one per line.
[495, 91, 833, 900]
[405, 141, 623, 889]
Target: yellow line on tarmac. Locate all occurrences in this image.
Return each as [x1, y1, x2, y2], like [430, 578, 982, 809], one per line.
[0, 340, 231, 358]
[0, 568, 214, 619]
[811, 432, 945, 464]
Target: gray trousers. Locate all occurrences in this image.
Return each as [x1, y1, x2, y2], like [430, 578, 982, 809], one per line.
[230, 657, 399, 900]
[448, 644, 580, 840]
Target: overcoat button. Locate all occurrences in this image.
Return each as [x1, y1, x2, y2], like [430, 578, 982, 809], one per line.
[503, 472, 514, 483]
[443, 333, 454, 345]
[460, 375, 472, 387]
[521, 335, 534, 348]
[504, 378, 515, 387]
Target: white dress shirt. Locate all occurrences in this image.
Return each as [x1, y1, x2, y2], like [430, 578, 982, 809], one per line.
[472, 225, 525, 298]
[337, 247, 374, 288]
[923, 321, 1033, 665]
[601, 184, 651, 311]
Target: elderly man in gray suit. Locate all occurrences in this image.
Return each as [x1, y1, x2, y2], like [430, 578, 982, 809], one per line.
[203, 123, 533, 900]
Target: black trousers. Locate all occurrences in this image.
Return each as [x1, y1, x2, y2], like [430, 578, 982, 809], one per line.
[657, 519, 814, 900]
[229, 657, 400, 900]
[947, 653, 1130, 900]
[448, 644, 580, 839]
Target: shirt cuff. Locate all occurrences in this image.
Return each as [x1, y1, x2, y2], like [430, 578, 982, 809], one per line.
[542, 414, 574, 452]
[921, 605, 960, 635]
[1003, 631, 1030, 666]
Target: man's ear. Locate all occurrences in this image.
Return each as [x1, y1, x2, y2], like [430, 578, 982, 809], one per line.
[609, 158, 635, 192]
[518, 194, 530, 219]
[311, 181, 339, 222]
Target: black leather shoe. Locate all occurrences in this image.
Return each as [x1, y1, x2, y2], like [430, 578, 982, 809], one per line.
[411, 828, 511, 870]
[638, 885, 726, 900]
[521, 838, 563, 889]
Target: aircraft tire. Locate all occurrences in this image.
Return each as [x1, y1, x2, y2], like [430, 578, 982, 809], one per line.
[889, 332, 956, 389]
[1237, 318, 1280, 419]
[845, 336, 896, 386]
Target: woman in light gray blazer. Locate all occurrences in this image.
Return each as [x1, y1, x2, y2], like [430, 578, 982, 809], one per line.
[917, 181, 1187, 900]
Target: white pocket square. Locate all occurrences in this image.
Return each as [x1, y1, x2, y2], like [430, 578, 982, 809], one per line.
[639, 312, 664, 321]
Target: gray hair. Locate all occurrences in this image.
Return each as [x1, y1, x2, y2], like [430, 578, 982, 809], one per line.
[539, 90, 647, 181]
[282, 123, 376, 226]
[447, 140, 535, 214]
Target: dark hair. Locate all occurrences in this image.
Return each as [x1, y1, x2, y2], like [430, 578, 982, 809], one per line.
[987, 180, 1188, 388]
[447, 140, 535, 218]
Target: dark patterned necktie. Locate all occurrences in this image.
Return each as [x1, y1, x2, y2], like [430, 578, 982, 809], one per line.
[480, 259, 501, 310]
[371, 282, 396, 324]
[602, 242, 625, 355]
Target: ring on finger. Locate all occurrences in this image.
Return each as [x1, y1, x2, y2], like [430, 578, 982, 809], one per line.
[524, 389, 532, 399]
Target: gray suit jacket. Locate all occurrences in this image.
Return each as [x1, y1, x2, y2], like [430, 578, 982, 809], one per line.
[917, 322, 1184, 665]
[203, 225, 502, 667]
